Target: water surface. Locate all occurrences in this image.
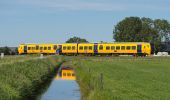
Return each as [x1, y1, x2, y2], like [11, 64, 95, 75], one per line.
[40, 67, 80, 100]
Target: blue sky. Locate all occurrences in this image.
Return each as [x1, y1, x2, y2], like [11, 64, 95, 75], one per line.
[0, 0, 170, 46]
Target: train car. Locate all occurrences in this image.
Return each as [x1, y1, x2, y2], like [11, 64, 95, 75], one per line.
[73, 42, 150, 56]
[18, 44, 59, 54]
[78, 43, 94, 55]
[95, 42, 151, 56]
[97, 42, 151, 55]
[61, 43, 77, 55]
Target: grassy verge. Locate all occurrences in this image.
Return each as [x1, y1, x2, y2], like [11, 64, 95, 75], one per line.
[0, 55, 63, 100]
[73, 57, 170, 100]
[0, 55, 41, 66]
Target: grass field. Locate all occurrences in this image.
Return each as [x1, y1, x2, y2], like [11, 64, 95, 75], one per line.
[0, 55, 40, 66]
[1, 55, 170, 100]
[0, 55, 63, 100]
[72, 56, 170, 100]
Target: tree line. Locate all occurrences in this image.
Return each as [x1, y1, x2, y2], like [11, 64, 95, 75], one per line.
[0, 47, 18, 55]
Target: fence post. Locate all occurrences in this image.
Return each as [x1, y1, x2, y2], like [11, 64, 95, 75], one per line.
[40, 54, 43, 59]
[88, 68, 91, 89]
[1, 53, 4, 59]
[100, 73, 103, 90]
[88, 68, 90, 73]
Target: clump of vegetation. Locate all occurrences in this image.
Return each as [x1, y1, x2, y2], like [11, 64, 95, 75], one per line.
[74, 57, 170, 100]
[0, 47, 18, 55]
[66, 36, 89, 43]
[0, 56, 63, 100]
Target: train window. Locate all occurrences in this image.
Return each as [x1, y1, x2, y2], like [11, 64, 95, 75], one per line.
[72, 73, 75, 76]
[106, 46, 110, 50]
[63, 73, 66, 76]
[111, 46, 115, 50]
[63, 46, 66, 50]
[89, 46, 92, 50]
[67, 73, 71, 76]
[67, 46, 71, 50]
[116, 46, 120, 50]
[126, 46, 131, 50]
[32, 47, 35, 50]
[132, 46, 136, 50]
[44, 47, 47, 50]
[99, 45, 103, 50]
[28, 47, 31, 50]
[121, 46, 125, 50]
[79, 46, 83, 50]
[40, 47, 43, 50]
[72, 46, 75, 50]
[84, 46, 88, 50]
[36, 46, 39, 50]
[48, 47, 51, 50]
[53, 45, 57, 50]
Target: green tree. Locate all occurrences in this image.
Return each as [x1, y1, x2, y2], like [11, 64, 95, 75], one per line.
[113, 17, 170, 53]
[66, 36, 88, 43]
[154, 19, 170, 42]
[0, 46, 11, 55]
[114, 17, 142, 42]
[15, 48, 18, 55]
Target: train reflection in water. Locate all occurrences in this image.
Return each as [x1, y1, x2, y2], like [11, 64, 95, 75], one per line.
[40, 67, 80, 100]
[56, 67, 76, 80]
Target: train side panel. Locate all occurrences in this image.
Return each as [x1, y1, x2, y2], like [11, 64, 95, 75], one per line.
[18, 42, 151, 56]
[78, 43, 94, 54]
[97, 42, 151, 55]
[18, 44, 58, 54]
[97, 43, 138, 54]
[62, 44, 77, 54]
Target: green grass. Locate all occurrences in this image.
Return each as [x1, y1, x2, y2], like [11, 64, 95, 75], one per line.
[0, 55, 40, 66]
[72, 56, 170, 100]
[0, 55, 63, 100]
[1, 55, 170, 100]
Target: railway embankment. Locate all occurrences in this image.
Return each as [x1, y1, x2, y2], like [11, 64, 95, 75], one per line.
[0, 56, 63, 100]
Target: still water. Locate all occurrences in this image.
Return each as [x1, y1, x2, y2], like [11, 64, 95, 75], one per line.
[41, 67, 80, 100]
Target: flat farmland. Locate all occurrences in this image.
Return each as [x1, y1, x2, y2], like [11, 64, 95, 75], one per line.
[72, 56, 170, 100]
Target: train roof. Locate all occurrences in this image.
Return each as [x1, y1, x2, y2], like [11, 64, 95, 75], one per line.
[19, 42, 150, 45]
[77, 42, 150, 44]
[19, 43, 59, 45]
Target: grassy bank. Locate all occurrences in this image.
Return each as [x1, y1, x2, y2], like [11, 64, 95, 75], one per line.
[0, 55, 63, 100]
[73, 57, 170, 100]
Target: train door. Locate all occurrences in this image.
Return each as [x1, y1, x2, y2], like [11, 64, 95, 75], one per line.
[56, 45, 62, 54]
[137, 44, 142, 53]
[24, 46, 27, 54]
[94, 43, 98, 55]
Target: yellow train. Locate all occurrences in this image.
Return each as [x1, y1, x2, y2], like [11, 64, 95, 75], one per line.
[18, 42, 151, 56]
[18, 44, 60, 54]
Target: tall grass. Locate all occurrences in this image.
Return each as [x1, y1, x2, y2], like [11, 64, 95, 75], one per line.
[73, 57, 170, 100]
[0, 55, 63, 100]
